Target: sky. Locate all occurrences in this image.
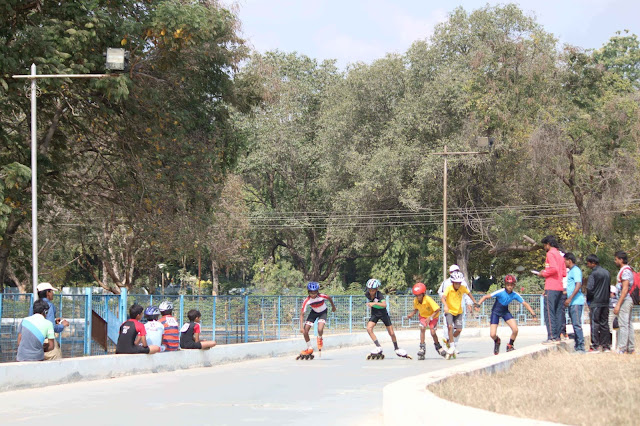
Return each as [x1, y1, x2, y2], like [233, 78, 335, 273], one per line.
[223, 0, 640, 69]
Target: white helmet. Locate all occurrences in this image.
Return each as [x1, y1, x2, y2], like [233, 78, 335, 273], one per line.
[366, 278, 381, 289]
[158, 300, 173, 312]
[450, 271, 464, 283]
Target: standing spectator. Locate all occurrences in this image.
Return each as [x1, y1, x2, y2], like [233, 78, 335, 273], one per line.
[563, 253, 585, 353]
[586, 254, 611, 352]
[29, 282, 69, 360]
[560, 269, 568, 340]
[532, 235, 566, 344]
[17, 299, 55, 362]
[609, 285, 619, 350]
[613, 251, 635, 354]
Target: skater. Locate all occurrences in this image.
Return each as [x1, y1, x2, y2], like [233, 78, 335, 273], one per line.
[116, 304, 161, 354]
[180, 309, 217, 350]
[365, 278, 410, 359]
[405, 282, 445, 359]
[143, 306, 165, 350]
[477, 275, 537, 355]
[441, 271, 480, 358]
[297, 282, 337, 360]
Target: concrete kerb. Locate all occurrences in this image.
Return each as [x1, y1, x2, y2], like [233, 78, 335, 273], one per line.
[382, 341, 567, 426]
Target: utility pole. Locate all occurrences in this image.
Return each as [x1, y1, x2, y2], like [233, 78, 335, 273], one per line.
[433, 145, 488, 281]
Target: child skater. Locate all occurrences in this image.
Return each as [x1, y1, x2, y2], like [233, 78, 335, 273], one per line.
[180, 309, 217, 350]
[441, 271, 480, 358]
[477, 275, 537, 354]
[365, 278, 410, 359]
[297, 281, 337, 360]
[406, 282, 446, 359]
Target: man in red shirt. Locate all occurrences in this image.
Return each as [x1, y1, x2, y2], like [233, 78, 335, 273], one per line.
[532, 235, 566, 344]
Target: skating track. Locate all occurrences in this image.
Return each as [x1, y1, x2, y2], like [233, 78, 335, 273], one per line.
[1, 336, 542, 425]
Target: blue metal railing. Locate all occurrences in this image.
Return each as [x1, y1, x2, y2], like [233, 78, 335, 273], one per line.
[2, 292, 638, 363]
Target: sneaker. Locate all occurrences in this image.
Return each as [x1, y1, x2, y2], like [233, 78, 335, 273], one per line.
[588, 348, 601, 354]
[493, 337, 501, 355]
[603, 348, 612, 353]
[574, 350, 586, 355]
[542, 339, 557, 345]
[506, 344, 515, 352]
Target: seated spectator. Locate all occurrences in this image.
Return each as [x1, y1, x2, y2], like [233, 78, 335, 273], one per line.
[158, 300, 180, 351]
[29, 282, 69, 360]
[17, 299, 55, 362]
[116, 304, 160, 354]
[143, 306, 165, 351]
[180, 309, 216, 350]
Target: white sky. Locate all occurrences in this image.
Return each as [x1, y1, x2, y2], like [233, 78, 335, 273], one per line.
[224, 0, 640, 68]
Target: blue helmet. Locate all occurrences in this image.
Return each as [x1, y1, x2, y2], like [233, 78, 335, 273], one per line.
[307, 281, 320, 291]
[366, 279, 381, 289]
[144, 306, 160, 317]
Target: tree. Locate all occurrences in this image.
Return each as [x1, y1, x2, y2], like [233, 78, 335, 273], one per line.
[1, 0, 254, 292]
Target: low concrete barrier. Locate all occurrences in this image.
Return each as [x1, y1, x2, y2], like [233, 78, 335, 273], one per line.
[383, 341, 567, 425]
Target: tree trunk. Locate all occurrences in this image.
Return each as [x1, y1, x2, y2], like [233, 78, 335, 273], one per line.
[453, 227, 472, 287]
[0, 212, 25, 293]
[211, 258, 219, 296]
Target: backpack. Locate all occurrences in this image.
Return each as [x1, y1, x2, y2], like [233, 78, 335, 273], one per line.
[631, 270, 640, 305]
[621, 265, 640, 305]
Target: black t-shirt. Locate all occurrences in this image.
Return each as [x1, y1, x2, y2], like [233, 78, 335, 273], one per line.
[364, 290, 387, 313]
[116, 319, 149, 354]
[180, 321, 197, 348]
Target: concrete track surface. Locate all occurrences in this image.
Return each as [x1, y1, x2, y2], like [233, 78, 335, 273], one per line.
[1, 336, 541, 425]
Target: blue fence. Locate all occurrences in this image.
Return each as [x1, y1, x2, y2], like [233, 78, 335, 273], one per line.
[2, 292, 639, 363]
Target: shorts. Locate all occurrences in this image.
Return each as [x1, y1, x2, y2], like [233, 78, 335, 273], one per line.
[369, 310, 392, 327]
[305, 309, 328, 326]
[445, 313, 463, 329]
[116, 345, 150, 355]
[419, 316, 439, 329]
[181, 341, 203, 350]
[490, 310, 514, 325]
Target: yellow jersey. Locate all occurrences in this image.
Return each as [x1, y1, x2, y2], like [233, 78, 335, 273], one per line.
[443, 285, 470, 316]
[413, 295, 440, 318]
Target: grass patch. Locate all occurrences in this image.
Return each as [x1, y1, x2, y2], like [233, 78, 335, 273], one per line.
[430, 337, 640, 425]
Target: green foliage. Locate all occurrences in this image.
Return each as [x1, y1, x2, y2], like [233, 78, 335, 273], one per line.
[251, 258, 304, 295]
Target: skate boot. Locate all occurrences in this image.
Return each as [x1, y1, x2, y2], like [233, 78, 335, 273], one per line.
[417, 343, 426, 360]
[443, 338, 450, 349]
[435, 342, 447, 357]
[367, 346, 384, 360]
[445, 344, 456, 360]
[395, 348, 412, 359]
[317, 337, 323, 357]
[494, 337, 501, 355]
[506, 344, 515, 352]
[296, 347, 314, 360]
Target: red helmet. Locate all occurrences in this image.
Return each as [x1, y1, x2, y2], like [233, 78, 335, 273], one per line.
[412, 282, 427, 295]
[505, 274, 517, 284]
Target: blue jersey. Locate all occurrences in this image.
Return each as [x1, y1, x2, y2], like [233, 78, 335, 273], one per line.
[566, 265, 585, 306]
[490, 288, 524, 314]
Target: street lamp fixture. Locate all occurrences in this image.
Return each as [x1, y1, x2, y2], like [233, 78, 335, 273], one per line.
[105, 48, 128, 71]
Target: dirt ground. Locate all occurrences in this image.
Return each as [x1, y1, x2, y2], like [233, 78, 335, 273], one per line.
[430, 335, 640, 426]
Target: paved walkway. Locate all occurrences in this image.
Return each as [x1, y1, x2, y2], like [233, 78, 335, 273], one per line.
[1, 335, 543, 425]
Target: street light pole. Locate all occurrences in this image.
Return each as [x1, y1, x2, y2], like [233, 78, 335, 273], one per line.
[433, 145, 488, 281]
[30, 64, 38, 302]
[13, 61, 123, 300]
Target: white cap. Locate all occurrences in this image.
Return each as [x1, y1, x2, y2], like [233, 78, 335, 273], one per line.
[449, 264, 460, 273]
[36, 282, 58, 292]
[610, 285, 618, 294]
